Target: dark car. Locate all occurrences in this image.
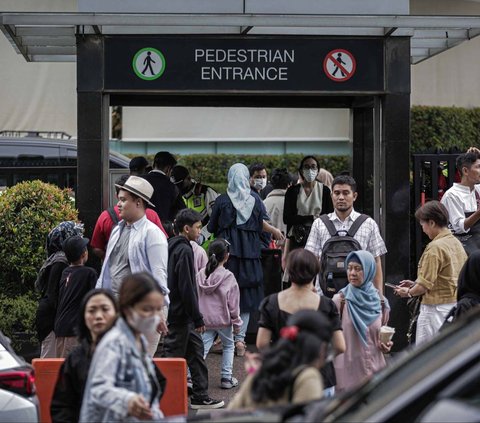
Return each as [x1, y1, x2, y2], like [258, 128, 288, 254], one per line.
[0, 130, 129, 199]
[191, 308, 480, 423]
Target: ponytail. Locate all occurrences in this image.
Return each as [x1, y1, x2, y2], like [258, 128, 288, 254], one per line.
[205, 253, 219, 278]
[205, 238, 230, 278]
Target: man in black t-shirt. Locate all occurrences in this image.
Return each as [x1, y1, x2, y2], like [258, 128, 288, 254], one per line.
[54, 235, 97, 358]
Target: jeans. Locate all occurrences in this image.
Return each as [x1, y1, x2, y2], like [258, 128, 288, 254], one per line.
[163, 322, 209, 398]
[234, 312, 250, 343]
[202, 327, 234, 379]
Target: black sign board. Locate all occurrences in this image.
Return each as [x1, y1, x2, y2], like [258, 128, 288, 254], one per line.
[104, 37, 384, 93]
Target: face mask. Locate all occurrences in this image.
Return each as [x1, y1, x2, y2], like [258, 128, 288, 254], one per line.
[303, 169, 318, 183]
[127, 309, 161, 335]
[253, 178, 267, 190]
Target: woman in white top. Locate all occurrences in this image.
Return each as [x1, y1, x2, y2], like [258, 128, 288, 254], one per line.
[283, 156, 334, 270]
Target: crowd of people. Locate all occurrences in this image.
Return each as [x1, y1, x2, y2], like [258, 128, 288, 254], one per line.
[33, 149, 480, 421]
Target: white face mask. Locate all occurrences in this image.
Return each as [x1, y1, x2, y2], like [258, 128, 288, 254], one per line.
[127, 309, 161, 335]
[303, 169, 318, 183]
[253, 178, 267, 190]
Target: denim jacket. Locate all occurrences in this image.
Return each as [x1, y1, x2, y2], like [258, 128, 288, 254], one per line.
[96, 215, 170, 304]
[79, 318, 164, 422]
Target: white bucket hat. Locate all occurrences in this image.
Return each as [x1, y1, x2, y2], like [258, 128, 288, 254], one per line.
[115, 176, 155, 207]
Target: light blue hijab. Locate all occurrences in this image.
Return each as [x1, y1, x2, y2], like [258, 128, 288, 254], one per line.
[227, 163, 255, 225]
[340, 250, 381, 346]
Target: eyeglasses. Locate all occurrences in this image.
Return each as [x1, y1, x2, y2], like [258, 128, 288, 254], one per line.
[347, 264, 363, 272]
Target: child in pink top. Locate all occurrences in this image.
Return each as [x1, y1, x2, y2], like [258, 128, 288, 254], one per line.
[197, 238, 242, 389]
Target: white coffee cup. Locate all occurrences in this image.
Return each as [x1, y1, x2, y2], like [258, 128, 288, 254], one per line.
[379, 326, 395, 344]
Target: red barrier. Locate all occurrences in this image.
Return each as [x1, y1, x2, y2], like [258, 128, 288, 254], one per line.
[32, 357, 187, 422]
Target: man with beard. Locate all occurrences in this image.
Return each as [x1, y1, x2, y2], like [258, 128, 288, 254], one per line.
[305, 175, 387, 297]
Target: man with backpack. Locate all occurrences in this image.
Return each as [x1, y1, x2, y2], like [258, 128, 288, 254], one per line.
[305, 175, 387, 301]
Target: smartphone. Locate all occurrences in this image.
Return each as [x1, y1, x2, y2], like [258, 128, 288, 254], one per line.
[385, 282, 399, 289]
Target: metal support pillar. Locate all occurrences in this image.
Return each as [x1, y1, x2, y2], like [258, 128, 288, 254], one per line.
[382, 37, 411, 350]
[76, 35, 109, 270]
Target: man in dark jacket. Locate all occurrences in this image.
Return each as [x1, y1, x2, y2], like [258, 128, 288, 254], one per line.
[142, 151, 186, 223]
[163, 209, 224, 410]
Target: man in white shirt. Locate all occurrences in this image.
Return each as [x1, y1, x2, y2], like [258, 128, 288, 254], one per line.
[441, 151, 480, 240]
[97, 175, 169, 356]
[305, 175, 387, 296]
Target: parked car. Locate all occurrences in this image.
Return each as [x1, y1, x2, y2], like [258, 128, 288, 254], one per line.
[191, 308, 480, 423]
[0, 130, 130, 205]
[0, 330, 38, 422]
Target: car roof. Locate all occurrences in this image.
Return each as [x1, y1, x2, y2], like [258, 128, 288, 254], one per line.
[0, 134, 130, 167]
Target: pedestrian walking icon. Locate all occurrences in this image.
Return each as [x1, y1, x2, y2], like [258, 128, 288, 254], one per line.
[132, 47, 166, 81]
[323, 49, 356, 82]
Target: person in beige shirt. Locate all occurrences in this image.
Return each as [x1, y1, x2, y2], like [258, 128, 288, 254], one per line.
[395, 200, 467, 346]
[228, 309, 332, 410]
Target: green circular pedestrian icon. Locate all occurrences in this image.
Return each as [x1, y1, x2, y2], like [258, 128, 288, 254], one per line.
[132, 47, 166, 80]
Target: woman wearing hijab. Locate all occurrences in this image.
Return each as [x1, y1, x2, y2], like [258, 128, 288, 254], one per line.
[333, 250, 392, 393]
[208, 163, 281, 356]
[35, 221, 85, 358]
[444, 250, 480, 324]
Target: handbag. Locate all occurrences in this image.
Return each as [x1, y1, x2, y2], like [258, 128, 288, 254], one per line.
[406, 295, 422, 345]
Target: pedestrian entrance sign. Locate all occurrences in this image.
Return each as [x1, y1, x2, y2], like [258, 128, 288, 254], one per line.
[132, 47, 166, 80]
[323, 49, 356, 82]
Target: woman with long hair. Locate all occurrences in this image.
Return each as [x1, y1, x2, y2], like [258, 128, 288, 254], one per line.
[80, 273, 167, 422]
[228, 309, 332, 409]
[256, 248, 345, 397]
[51, 289, 117, 423]
[334, 251, 392, 393]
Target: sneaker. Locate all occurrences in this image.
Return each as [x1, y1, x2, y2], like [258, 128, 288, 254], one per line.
[186, 377, 193, 395]
[220, 377, 239, 389]
[190, 396, 225, 410]
[210, 339, 223, 354]
[235, 341, 246, 357]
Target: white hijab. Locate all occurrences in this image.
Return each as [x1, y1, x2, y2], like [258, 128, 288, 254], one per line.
[227, 163, 255, 225]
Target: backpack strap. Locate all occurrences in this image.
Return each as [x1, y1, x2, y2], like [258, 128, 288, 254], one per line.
[107, 207, 119, 225]
[319, 214, 337, 237]
[347, 214, 368, 237]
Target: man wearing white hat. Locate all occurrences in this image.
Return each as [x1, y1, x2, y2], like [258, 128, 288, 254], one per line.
[97, 175, 169, 356]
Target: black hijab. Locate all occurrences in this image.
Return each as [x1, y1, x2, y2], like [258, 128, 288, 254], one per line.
[457, 250, 480, 302]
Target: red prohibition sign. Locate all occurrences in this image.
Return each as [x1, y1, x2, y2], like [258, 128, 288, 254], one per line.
[323, 49, 356, 82]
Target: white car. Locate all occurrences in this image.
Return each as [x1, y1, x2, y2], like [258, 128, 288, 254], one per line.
[0, 331, 38, 422]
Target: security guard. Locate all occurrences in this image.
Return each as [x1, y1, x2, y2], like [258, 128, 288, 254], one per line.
[171, 165, 219, 249]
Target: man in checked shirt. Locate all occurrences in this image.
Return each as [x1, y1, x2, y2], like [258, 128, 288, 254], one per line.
[305, 175, 387, 302]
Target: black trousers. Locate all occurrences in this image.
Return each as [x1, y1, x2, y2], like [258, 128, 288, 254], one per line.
[162, 322, 209, 399]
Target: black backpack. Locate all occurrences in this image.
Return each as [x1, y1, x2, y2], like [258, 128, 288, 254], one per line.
[319, 214, 368, 298]
[107, 207, 119, 226]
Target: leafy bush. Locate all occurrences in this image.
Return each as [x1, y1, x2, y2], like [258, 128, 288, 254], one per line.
[0, 180, 78, 296]
[411, 106, 480, 153]
[0, 293, 38, 351]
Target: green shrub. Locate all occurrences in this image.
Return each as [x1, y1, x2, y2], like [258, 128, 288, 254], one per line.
[0, 180, 78, 296]
[0, 293, 38, 350]
[411, 106, 480, 153]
